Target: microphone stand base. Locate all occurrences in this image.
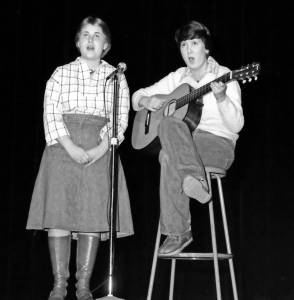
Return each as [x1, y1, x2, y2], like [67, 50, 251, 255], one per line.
[96, 296, 125, 300]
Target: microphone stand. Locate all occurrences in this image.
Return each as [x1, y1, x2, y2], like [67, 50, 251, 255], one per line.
[96, 73, 125, 300]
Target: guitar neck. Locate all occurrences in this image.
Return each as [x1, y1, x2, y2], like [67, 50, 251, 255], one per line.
[176, 72, 232, 109]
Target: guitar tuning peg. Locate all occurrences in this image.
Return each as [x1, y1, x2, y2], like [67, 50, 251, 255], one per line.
[248, 78, 252, 82]
[254, 76, 258, 80]
[242, 79, 247, 84]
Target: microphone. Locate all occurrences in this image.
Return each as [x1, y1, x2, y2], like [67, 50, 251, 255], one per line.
[106, 62, 127, 80]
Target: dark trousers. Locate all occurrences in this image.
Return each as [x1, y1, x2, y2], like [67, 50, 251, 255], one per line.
[158, 117, 235, 236]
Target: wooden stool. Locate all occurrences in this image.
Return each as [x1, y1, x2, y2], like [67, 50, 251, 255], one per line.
[147, 167, 238, 300]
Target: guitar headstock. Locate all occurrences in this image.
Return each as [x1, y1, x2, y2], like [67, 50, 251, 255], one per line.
[232, 62, 261, 83]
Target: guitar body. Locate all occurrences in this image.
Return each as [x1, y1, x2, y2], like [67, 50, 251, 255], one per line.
[131, 83, 202, 150]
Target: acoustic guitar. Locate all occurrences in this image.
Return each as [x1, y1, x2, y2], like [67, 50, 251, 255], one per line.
[131, 62, 260, 150]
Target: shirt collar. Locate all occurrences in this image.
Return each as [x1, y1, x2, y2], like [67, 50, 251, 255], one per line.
[76, 57, 107, 74]
[181, 67, 215, 84]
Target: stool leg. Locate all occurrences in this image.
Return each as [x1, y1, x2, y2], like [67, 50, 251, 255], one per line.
[207, 172, 222, 300]
[147, 223, 161, 300]
[169, 259, 176, 300]
[209, 200, 222, 300]
[216, 177, 239, 300]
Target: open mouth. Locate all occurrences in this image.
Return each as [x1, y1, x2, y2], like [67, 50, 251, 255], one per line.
[188, 57, 195, 63]
[87, 45, 95, 51]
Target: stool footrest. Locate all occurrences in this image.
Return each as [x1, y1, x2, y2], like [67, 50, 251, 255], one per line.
[158, 252, 233, 260]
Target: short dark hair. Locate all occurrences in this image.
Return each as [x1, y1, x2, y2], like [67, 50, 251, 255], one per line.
[175, 21, 212, 53]
[75, 16, 112, 58]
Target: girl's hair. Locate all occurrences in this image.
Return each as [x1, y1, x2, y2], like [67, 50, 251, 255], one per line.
[75, 16, 112, 58]
[174, 20, 212, 53]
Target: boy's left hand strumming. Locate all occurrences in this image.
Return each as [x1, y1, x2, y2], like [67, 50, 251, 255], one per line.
[210, 81, 227, 103]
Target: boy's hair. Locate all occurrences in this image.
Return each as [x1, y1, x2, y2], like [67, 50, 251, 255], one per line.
[75, 16, 112, 58]
[175, 21, 212, 53]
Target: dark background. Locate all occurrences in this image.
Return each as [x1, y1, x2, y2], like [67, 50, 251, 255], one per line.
[2, 0, 294, 299]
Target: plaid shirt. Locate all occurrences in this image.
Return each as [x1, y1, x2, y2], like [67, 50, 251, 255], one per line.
[44, 57, 129, 145]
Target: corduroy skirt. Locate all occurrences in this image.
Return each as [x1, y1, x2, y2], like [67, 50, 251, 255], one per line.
[26, 114, 134, 240]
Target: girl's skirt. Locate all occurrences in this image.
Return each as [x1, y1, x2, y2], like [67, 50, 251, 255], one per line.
[26, 114, 134, 240]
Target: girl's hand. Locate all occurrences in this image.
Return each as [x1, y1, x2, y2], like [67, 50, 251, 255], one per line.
[67, 144, 90, 164]
[86, 136, 109, 166]
[210, 81, 227, 103]
[58, 135, 89, 164]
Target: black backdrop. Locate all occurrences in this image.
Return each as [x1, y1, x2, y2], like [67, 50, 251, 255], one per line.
[2, 0, 294, 299]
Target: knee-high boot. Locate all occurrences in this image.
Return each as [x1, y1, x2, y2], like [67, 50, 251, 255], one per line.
[48, 235, 71, 300]
[75, 234, 100, 300]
